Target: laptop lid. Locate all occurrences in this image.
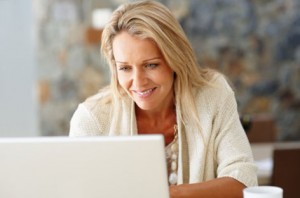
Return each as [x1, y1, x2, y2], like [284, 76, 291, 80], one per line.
[0, 135, 169, 198]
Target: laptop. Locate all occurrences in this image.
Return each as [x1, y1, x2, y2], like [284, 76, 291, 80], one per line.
[0, 135, 169, 198]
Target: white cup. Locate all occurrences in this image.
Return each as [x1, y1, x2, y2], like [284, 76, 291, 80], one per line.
[243, 186, 283, 198]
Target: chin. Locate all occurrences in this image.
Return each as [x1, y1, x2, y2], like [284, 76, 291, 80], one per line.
[135, 102, 155, 111]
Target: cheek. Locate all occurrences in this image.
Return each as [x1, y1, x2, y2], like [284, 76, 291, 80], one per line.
[117, 73, 130, 89]
[166, 75, 175, 88]
[160, 69, 174, 85]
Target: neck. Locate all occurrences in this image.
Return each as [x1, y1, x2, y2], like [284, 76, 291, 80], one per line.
[135, 104, 176, 126]
[135, 104, 177, 145]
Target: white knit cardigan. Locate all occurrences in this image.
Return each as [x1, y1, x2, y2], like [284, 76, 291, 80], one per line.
[69, 74, 258, 187]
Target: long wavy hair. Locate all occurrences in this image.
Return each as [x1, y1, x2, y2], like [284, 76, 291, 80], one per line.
[101, 0, 215, 132]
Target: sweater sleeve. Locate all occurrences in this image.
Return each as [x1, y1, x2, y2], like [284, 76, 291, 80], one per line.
[213, 84, 258, 187]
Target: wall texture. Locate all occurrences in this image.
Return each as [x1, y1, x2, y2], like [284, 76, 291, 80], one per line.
[35, 0, 300, 140]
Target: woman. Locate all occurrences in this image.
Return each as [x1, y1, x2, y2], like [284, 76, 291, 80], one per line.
[70, 1, 257, 197]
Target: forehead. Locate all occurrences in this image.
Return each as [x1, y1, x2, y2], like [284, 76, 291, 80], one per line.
[112, 31, 162, 62]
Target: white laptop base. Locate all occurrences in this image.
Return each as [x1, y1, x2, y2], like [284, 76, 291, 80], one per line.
[0, 135, 169, 198]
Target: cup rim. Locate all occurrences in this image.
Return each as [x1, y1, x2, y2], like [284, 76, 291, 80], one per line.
[243, 186, 283, 194]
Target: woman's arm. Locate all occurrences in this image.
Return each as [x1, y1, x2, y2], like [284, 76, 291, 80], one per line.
[169, 177, 245, 198]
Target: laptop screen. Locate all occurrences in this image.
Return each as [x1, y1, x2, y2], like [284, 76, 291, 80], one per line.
[0, 135, 169, 198]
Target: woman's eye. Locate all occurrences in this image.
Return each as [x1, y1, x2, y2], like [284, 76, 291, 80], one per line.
[118, 66, 131, 72]
[146, 63, 158, 69]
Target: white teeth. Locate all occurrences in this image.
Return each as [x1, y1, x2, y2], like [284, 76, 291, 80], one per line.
[137, 88, 153, 96]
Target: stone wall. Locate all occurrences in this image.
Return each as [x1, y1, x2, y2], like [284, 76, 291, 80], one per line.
[35, 0, 300, 140]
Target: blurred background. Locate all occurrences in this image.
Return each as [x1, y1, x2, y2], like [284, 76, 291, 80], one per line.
[1, 0, 300, 141]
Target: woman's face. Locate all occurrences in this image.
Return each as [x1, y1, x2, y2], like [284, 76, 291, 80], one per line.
[112, 31, 174, 112]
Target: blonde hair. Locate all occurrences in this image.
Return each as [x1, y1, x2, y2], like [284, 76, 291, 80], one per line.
[101, 0, 215, 131]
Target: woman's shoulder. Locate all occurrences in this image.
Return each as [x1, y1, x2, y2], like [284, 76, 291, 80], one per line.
[78, 87, 114, 127]
[192, 71, 237, 116]
[198, 71, 235, 96]
[69, 87, 113, 136]
[83, 86, 113, 112]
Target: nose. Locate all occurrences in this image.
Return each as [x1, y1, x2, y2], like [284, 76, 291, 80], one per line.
[132, 68, 147, 89]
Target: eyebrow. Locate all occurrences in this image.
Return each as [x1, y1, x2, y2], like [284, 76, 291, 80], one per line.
[115, 57, 162, 64]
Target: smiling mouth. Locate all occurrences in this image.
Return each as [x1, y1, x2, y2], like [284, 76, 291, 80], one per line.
[134, 88, 156, 97]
